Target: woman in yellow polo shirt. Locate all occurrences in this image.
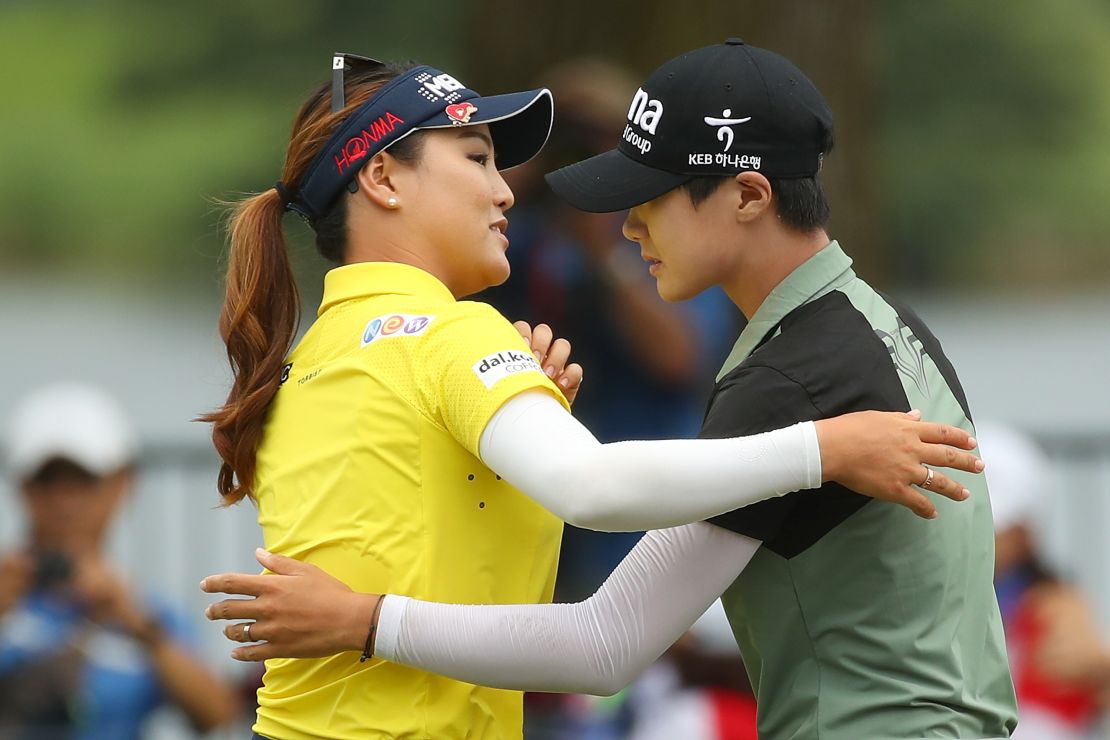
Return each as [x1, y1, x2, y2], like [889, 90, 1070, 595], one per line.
[202, 54, 983, 740]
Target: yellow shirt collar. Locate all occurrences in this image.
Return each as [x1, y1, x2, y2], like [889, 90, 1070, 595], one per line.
[318, 262, 456, 317]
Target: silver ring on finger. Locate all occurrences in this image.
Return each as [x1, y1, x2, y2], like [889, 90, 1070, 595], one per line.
[920, 467, 934, 489]
[242, 622, 253, 642]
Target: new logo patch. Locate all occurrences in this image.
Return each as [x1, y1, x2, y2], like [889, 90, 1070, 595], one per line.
[472, 349, 543, 389]
[361, 314, 434, 347]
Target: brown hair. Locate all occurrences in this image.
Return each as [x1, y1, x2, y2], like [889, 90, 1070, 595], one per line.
[203, 60, 423, 505]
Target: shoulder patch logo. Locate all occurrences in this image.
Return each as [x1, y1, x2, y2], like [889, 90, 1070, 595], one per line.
[472, 349, 543, 389]
[361, 314, 434, 347]
[875, 318, 929, 396]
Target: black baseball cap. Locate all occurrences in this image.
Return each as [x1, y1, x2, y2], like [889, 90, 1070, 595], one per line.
[545, 39, 833, 213]
[285, 56, 553, 222]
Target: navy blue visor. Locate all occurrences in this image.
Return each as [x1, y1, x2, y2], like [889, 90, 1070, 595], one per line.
[286, 58, 553, 222]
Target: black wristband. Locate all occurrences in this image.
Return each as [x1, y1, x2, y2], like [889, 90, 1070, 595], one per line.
[359, 597, 386, 663]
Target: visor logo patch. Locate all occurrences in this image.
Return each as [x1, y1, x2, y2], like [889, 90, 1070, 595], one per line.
[446, 102, 478, 125]
[416, 71, 467, 102]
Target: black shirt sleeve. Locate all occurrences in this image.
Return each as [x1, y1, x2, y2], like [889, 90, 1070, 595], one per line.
[701, 364, 823, 542]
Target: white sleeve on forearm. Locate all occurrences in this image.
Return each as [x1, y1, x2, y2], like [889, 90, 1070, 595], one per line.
[477, 390, 821, 531]
[374, 521, 760, 695]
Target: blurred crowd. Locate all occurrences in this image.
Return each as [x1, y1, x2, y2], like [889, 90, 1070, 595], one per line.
[0, 384, 244, 738]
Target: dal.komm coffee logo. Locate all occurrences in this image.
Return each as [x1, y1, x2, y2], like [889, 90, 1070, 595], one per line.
[471, 349, 543, 389]
[361, 314, 435, 347]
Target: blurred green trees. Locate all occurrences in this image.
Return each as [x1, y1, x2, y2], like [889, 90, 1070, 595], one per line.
[0, 0, 1106, 289]
[879, 0, 1110, 285]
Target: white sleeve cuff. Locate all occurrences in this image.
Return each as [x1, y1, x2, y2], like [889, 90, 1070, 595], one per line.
[799, 420, 822, 489]
[373, 594, 410, 662]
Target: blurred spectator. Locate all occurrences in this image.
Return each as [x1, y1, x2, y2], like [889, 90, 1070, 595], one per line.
[0, 383, 240, 739]
[481, 58, 739, 602]
[627, 600, 758, 740]
[983, 422, 1110, 739]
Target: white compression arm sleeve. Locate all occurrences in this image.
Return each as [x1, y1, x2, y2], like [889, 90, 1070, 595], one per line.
[477, 390, 821, 531]
[375, 522, 760, 695]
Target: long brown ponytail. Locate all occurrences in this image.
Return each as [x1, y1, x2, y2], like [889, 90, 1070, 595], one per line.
[204, 60, 420, 505]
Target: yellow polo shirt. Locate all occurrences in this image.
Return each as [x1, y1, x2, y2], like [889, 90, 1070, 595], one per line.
[251, 262, 568, 740]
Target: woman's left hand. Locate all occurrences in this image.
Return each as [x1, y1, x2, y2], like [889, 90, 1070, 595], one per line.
[514, 321, 584, 404]
[201, 549, 379, 662]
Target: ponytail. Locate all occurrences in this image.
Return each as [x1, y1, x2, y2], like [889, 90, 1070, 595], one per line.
[202, 188, 300, 504]
[204, 58, 419, 505]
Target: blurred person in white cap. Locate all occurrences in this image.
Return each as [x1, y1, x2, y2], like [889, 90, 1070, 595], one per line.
[0, 383, 240, 738]
[982, 421, 1110, 739]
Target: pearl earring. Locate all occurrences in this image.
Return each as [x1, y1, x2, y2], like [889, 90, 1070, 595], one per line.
[387, 197, 399, 209]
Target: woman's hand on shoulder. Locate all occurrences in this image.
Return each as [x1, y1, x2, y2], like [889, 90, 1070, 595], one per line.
[814, 410, 984, 519]
[201, 549, 379, 662]
[514, 321, 584, 405]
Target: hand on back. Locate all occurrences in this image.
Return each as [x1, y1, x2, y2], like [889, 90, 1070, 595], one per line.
[815, 409, 984, 519]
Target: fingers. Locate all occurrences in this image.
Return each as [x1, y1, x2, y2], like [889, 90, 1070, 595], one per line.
[205, 598, 263, 622]
[513, 323, 577, 385]
[530, 323, 554, 362]
[556, 363, 583, 391]
[223, 621, 260, 643]
[543, 338, 571, 378]
[894, 484, 938, 520]
[231, 644, 278, 662]
[255, 548, 310, 576]
[915, 466, 970, 503]
[917, 443, 985, 475]
[915, 421, 978, 451]
[513, 320, 532, 346]
[556, 363, 584, 405]
[200, 572, 269, 597]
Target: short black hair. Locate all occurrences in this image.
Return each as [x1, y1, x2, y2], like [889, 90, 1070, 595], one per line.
[679, 174, 830, 232]
[24, 458, 100, 487]
[680, 127, 834, 232]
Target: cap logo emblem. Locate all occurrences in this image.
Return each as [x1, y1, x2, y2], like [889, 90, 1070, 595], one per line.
[446, 102, 478, 125]
[703, 109, 752, 152]
[416, 71, 467, 102]
[627, 87, 664, 135]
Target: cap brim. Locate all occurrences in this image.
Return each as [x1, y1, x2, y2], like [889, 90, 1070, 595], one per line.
[418, 89, 553, 170]
[544, 149, 690, 213]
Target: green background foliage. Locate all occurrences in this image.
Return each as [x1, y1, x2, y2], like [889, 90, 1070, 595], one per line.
[1, 0, 1106, 289]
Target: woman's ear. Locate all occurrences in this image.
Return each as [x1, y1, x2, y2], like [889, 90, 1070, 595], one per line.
[734, 171, 773, 223]
[354, 152, 402, 210]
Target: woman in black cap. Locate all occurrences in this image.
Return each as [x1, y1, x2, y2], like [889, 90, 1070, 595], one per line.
[203, 53, 984, 740]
